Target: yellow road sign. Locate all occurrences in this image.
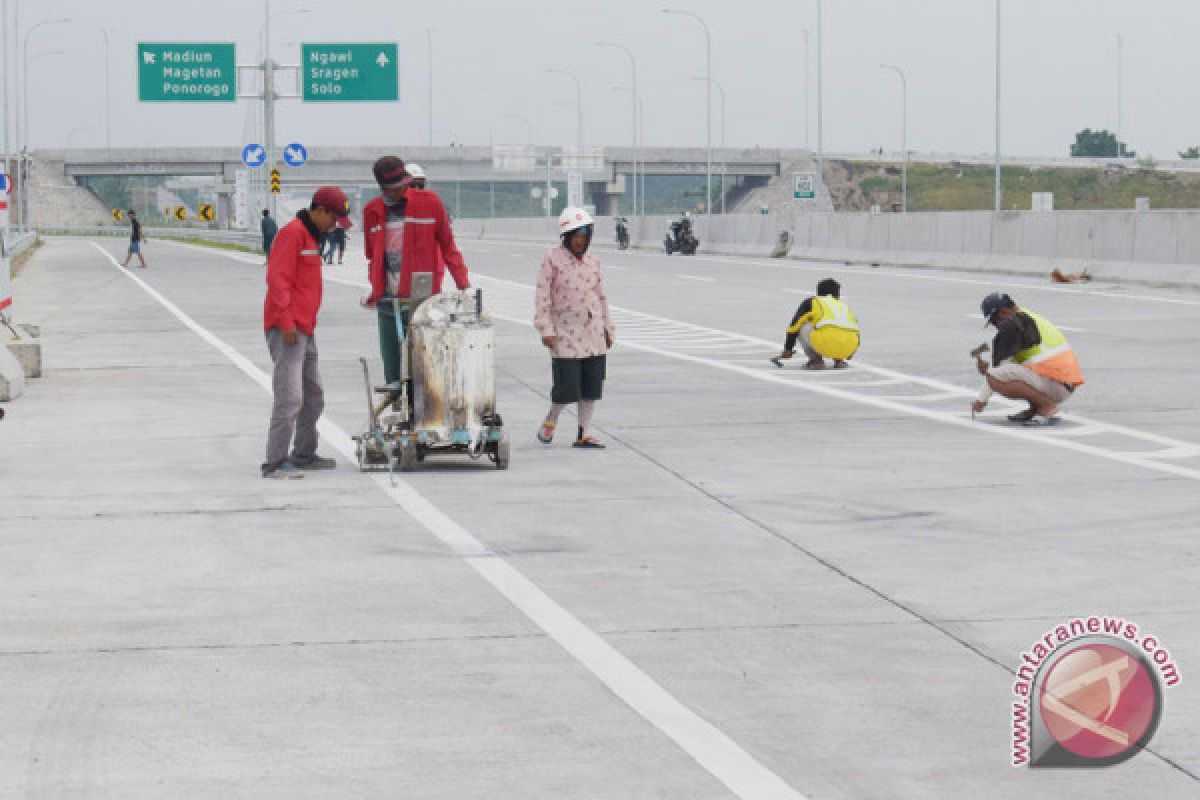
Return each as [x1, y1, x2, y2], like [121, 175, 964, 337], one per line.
[270, 167, 281, 195]
[173, 206, 187, 221]
[199, 204, 214, 222]
[111, 208, 124, 222]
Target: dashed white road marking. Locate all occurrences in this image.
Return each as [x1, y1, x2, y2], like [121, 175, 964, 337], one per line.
[91, 241, 811, 800]
[677, 274, 716, 283]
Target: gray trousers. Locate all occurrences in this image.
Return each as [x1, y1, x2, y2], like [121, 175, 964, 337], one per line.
[264, 329, 324, 468]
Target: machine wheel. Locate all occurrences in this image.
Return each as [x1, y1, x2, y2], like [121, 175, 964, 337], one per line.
[494, 439, 510, 470]
[396, 442, 418, 472]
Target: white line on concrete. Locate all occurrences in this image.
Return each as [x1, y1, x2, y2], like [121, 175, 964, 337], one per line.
[181, 241, 1200, 481]
[90, 242, 811, 800]
[463, 239, 1200, 309]
[677, 274, 716, 283]
[460, 271, 1200, 482]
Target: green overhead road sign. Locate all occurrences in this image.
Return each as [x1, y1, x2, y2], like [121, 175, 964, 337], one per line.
[302, 43, 398, 102]
[138, 42, 236, 102]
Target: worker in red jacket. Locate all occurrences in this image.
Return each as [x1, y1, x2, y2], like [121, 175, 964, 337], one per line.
[261, 186, 349, 479]
[362, 155, 470, 383]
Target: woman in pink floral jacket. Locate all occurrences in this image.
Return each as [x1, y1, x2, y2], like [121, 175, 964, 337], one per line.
[534, 208, 615, 448]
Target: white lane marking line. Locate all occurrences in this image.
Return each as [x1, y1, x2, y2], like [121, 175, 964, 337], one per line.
[461, 272, 1200, 481]
[961, 313, 1086, 333]
[190, 245, 1200, 479]
[873, 391, 970, 403]
[678, 274, 716, 283]
[90, 242, 810, 800]
[463, 238, 1200, 308]
[607, 265, 629, 271]
[689, 253, 1200, 309]
[1139, 446, 1200, 460]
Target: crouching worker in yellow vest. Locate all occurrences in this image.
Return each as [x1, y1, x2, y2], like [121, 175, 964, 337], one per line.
[972, 292, 1085, 426]
[771, 278, 860, 370]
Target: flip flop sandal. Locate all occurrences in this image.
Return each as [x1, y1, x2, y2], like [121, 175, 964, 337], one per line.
[1007, 408, 1038, 423]
[802, 362, 826, 371]
[537, 420, 556, 444]
[833, 361, 850, 369]
[770, 357, 786, 368]
[1022, 415, 1062, 427]
[573, 436, 606, 449]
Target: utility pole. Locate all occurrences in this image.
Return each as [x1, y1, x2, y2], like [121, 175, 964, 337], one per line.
[1116, 33, 1123, 159]
[994, 0, 1003, 213]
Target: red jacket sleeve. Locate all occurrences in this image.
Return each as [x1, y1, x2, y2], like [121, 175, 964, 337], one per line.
[432, 195, 470, 290]
[364, 199, 386, 302]
[264, 223, 298, 332]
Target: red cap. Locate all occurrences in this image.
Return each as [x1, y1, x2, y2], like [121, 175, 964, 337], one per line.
[311, 186, 351, 222]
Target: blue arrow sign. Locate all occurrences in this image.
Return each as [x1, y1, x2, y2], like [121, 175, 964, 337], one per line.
[241, 143, 266, 168]
[283, 143, 308, 167]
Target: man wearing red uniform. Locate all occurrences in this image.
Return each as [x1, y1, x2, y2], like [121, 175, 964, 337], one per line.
[362, 156, 470, 383]
[261, 186, 349, 479]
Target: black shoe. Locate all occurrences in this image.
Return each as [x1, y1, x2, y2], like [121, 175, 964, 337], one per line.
[291, 454, 337, 470]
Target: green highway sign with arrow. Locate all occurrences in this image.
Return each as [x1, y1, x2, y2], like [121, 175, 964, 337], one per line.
[301, 43, 398, 102]
[138, 43, 236, 103]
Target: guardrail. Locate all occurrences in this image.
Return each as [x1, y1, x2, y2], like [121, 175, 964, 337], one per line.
[37, 226, 261, 249]
[2, 231, 38, 259]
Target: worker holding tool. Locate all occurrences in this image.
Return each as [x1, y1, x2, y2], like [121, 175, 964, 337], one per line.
[261, 186, 350, 479]
[361, 156, 470, 384]
[535, 208, 615, 449]
[971, 292, 1085, 426]
[771, 278, 860, 369]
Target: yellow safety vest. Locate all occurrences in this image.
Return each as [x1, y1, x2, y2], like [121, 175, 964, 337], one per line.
[812, 296, 860, 333]
[1013, 309, 1084, 386]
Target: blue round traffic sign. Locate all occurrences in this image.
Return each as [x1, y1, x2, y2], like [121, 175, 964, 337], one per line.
[241, 143, 267, 168]
[283, 143, 308, 167]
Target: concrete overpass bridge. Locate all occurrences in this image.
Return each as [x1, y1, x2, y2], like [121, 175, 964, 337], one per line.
[32, 146, 822, 226]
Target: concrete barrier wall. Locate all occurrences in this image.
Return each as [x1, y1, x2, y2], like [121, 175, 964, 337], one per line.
[459, 211, 1200, 288]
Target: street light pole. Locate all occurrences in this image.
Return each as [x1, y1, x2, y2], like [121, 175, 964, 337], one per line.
[994, 0, 1002, 212]
[18, 16, 69, 232]
[692, 76, 726, 212]
[427, 29, 434, 146]
[22, 49, 63, 230]
[1115, 33, 1123, 159]
[802, 28, 810, 150]
[816, 0, 824, 181]
[663, 9, 711, 216]
[100, 28, 111, 150]
[546, 68, 583, 206]
[596, 41, 639, 218]
[880, 64, 907, 213]
[260, 3, 311, 219]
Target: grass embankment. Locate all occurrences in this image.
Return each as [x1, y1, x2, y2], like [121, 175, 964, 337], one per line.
[10, 238, 44, 279]
[172, 236, 262, 255]
[855, 162, 1200, 211]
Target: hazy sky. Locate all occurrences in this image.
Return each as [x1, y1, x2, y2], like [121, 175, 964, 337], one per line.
[4, 0, 1198, 159]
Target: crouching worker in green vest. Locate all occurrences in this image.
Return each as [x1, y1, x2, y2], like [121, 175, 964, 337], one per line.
[771, 278, 861, 369]
[971, 292, 1085, 426]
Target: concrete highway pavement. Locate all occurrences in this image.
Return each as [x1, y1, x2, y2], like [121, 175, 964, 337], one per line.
[1, 234, 1197, 798]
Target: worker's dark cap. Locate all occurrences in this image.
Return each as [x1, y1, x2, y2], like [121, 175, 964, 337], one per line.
[980, 292, 1015, 325]
[311, 186, 351, 223]
[372, 155, 411, 189]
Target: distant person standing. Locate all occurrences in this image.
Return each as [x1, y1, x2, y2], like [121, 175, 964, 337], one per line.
[407, 163, 427, 189]
[260, 185, 349, 479]
[325, 220, 348, 265]
[120, 210, 147, 268]
[260, 209, 278, 263]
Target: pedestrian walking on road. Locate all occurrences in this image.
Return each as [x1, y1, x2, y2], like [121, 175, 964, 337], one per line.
[534, 207, 615, 449]
[325, 220, 348, 265]
[261, 186, 350, 479]
[362, 156, 471, 384]
[772, 278, 860, 370]
[120, 210, 147, 268]
[260, 209, 278, 263]
[971, 292, 1084, 426]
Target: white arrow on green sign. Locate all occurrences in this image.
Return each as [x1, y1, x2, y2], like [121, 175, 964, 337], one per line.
[302, 43, 398, 102]
[138, 43, 236, 103]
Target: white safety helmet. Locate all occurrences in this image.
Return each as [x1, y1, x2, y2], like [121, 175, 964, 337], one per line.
[558, 207, 594, 235]
[407, 163, 426, 179]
